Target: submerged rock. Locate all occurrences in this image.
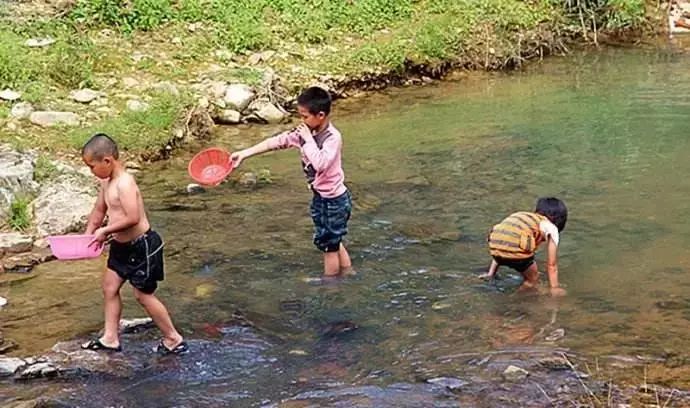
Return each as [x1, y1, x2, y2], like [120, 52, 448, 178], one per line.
[502, 365, 529, 381]
[0, 357, 26, 376]
[426, 376, 467, 390]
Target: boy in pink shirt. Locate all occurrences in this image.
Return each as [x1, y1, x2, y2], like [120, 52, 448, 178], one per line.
[230, 87, 353, 277]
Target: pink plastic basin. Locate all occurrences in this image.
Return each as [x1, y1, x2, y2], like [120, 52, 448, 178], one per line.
[47, 234, 104, 260]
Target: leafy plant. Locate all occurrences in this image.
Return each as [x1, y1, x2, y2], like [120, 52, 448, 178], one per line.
[8, 195, 31, 232]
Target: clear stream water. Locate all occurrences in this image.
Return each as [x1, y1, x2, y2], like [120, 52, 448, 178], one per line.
[2, 43, 690, 406]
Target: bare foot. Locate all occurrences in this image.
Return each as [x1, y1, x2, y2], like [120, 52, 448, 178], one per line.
[478, 273, 494, 280]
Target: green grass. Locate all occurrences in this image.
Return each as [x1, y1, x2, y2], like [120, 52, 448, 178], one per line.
[70, 91, 191, 153]
[34, 154, 59, 183]
[8, 195, 31, 231]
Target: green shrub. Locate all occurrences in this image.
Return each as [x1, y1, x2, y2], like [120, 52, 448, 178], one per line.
[8, 195, 31, 232]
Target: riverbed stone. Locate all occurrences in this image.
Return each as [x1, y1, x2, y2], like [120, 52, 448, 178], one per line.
[214, 109, 241, 124]
[248, 98, 288, 124]
[120, 317, 154, 333]
[152, 81, 180, 96]
[34, 175, 97, 237]
[0, 357, 26, 376]
[19, 362, 59, 379]
[0, 233, 34, 255]
[223, 84, 255, 111]
[69, 88, 103, 104]
[0, 89, 21, 101]
[186, 183, 205, 194]
[239, 172, 257, 187]
[426, 377, 467, 390]
[502, 365, 529, 381]
[29, 111, 80, 127]
[10, 102, 34, 119]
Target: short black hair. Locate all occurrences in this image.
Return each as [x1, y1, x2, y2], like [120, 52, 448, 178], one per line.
[297, 86, 332, 116]
[535, 197, 568, 232]
[82, 133, 119, 160]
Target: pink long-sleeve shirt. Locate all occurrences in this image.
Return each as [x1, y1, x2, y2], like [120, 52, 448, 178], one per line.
[265, 123, 347, 198]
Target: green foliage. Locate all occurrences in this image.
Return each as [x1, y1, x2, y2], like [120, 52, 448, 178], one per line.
[34, 155, 59, 183]
[558, 0, 646, 31]
[0, 30, 41, 88]
[48, 37, 99, 88]
[71, 0, 175, 32]
[70, 91, 190, 152]
[8, 195, 31, 232]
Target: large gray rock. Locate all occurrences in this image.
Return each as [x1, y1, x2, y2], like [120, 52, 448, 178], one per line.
[0, 357, 26, 376]
[248, 98, 288, 124]
[34, 175, 96, 237]
[223, 84, 255, 111]
[29, 111, 80, 127]
[0, 233, 34, 255]
[25, 37, 55, 48]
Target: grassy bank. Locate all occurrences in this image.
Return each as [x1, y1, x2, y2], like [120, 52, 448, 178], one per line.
[0, 0, 652, 155]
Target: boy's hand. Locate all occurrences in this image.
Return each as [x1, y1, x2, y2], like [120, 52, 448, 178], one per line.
[89, 227, 108, 248]
[296, 124, 313, 142]
[230, 151, 245, 168]
[549, 287, 567, 297]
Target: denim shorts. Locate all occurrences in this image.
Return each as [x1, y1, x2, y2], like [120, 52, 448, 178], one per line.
[310, 190, 352, 252]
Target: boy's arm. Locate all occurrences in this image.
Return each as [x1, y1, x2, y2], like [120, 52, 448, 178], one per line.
[231, 130, 300, 167]
[85, 188, 107, 235]
[298, 126, 341, 171]
[546, 238, 566, 296]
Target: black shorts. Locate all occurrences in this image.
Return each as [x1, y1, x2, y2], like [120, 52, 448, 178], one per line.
[310, 190, 352, 252]
[493, 256, 535, 273]
[108, 230, 165, 294]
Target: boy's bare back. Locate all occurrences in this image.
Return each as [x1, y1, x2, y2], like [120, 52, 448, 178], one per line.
[101, 172, 149, 243]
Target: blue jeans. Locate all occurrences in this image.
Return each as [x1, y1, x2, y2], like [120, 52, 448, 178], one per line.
[310, 190, 352, 252]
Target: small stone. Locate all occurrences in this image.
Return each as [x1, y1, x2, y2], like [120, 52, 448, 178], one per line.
[539, 357, 569, 371]
[90, 97, 108, 107]
[223, 84, 255, 111]
[125, 161, 141, 170]
[29, 111, 80, 127]
[421, 76, 433, 84]
[289, 349, 308, 356]
[208, 81, 227, 99]
[0, 357, 25, 376]
[126, 100, 149, 112]
[0, 233, 34, 255]
[427, 377, 466, 390]
[122, 77, 139, 88]
[119, 317, 154, 333]
[0, 89, 21, 101]
[502, 365, 529, 382]
[69, 88, 103, 103]
[186, 183, 205, 194]
[5, 121, 18, 131]
[0, 296, 6, 308]
[33, 238, 49, 249]
[171, 36, 182, 45]
[195, 283, 216, 298]
[25, 37, 55, 48]
[431, 302, 451, 310]
[214, 109, 241, 125]
[545, 328, 565, 342]
[152, 81, 179, 96]
[197, 97, 210, 109]
[10, 102, 34, 119]
[239, 172, 257, 187]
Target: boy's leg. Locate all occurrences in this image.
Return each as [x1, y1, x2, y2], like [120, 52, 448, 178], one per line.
[132, 288, 183, 349]
[479, 259, 499, 280]
[323, 251, 341, 276]
[338, 243, 354, 275]
[101, 268, 126, 347]
[518, 262, 539, 291]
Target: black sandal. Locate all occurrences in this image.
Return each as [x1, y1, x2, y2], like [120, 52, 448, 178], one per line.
[156, 340, 189, 355]
[81, 338, 122, 352]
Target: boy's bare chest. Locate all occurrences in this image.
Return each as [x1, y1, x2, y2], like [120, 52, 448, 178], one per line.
[103, 181, 122, 210]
